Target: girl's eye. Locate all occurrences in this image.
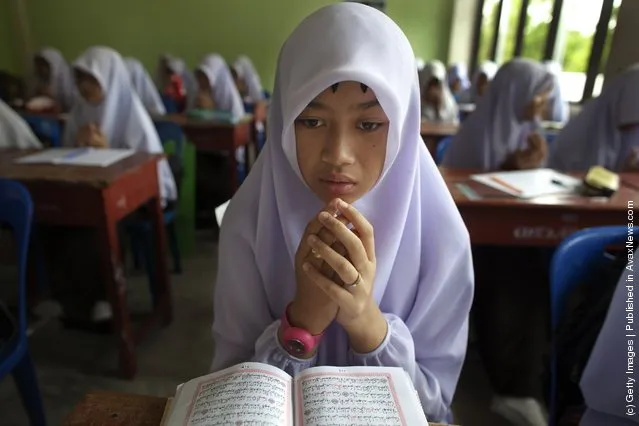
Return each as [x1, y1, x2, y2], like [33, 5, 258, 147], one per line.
[358, 121, 382, 132]
[296, 118, 324, 129]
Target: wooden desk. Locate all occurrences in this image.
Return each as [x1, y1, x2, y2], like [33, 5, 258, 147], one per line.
[442, 168, 639, 246]
[420, 121, 459, 156]
[0, 149, 172, 378]
[63, 391, 454, 425]
[158, 114, 253, 192]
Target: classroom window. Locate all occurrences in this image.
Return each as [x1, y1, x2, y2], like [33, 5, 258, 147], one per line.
[500, 0, 524, 61]
[477, 0, 502, 64]
[520, 0, 554, 60]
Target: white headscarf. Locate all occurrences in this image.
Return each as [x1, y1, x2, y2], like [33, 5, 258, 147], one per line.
[443, 58, 554, 170]
[548, 64, 639, 172]
[215, 3, 473, 418]
[33, 47, 75, 111]
[125, 58, 166, 116]
[196, 54, 246, 120]
[419, 60, 459, 123]
[0, 99, 42, 149]
[448, 62, 470, 91]
[458, 60, 499, 105]
[157, 53, 197, 110]
[233, 55, 264, 103]
[63, 47, 177, 202]
[543, 60, 569, 123]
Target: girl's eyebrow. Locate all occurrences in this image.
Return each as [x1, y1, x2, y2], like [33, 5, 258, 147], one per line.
[356, 99, 381, 110]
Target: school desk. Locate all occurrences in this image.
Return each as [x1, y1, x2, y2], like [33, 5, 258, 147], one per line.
[441, 168, 639, 246]
[0, 149, 172, 379]
[157, 114, 253, 192]
[62, 391, 456, 426]
[420, 120, 459, 156]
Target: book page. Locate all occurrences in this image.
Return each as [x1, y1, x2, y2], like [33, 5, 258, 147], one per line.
[164, 362, 293, 426]
[295, 366, 428, 426]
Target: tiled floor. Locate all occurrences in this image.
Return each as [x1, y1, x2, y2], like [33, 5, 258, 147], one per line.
[0, 234, 511, 426]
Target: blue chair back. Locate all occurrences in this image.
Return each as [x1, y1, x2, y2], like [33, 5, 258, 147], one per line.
[22, 115, 61, 148]
[243, 101, 255, 114]
[262, 90, 271, 100]
[549, 225, 633, 425]
[161, 95, 179, 114]
[435, 136, 453, 165]
[154, 121, 184, 157]
[0, 180, 33, 361]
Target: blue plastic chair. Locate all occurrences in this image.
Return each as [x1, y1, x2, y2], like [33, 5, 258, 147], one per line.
[0, 179, 47, 426]
[548, 225, 633, 426]
[435, 136, 453, 165]
[161, 95, 179, 114]
[22, 115, 61, 148]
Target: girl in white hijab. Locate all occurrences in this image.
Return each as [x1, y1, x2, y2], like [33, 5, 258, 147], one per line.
[232, 55, 265, 103]
[443, 58, 555, 171]
[211, 3, 473, 422]
[543, 60, 569, 123]
[419, 60, 459, 123]
[194, 54, 245, 120]
[548, 64, 639, 172]
[0, 98, 42, 148]
[64, 47, 177, 203]
[125, 58, 166, 116]
[457, 60, 499, 105]
[30, 47, 75, 112]
[156, 54, 197, 112]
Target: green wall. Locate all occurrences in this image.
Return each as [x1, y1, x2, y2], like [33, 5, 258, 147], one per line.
[0, 0, 18, 73]
[23, 0, 453, 88]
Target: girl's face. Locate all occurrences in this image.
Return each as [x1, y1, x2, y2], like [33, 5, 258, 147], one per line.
[231, 68, 248, 96]
[195, 70, 211, 92]
[523, 85, 553, 121]
[424, 78, 443, 105]
[476, 73, 490, 96]
[74, 69, 104, 104]
[295, 81, 389, 204]
[450, 78, 462, 94]
[34, 57, 51, 83]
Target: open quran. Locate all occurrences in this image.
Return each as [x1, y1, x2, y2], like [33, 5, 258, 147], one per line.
[162, 362, 429, 425]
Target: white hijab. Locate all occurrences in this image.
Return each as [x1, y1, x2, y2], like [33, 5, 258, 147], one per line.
[419, 60, 459, 123]
[0, 99, 42, 149]
[63, 47, 177, 201]
[443, 58, 554, 170]
[157, 53, 197, 110]
[218, 1, 472, 411]
[125, 58, 166, 116]
[458, 60, 499, 105]
[549, 64, 639, 172]
[33, 47, 75, 111]
[233, 55, 264, 103]
[196, 54, 245, 120]
[543, 60, 569, 123]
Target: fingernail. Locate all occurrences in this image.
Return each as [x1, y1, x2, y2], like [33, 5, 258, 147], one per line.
[338, 200, 348, 209]
[308, 235, 317, 244]
[319, 212, 330, 221]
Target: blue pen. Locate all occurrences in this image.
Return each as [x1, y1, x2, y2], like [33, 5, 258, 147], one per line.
[53, 148, 91, 164]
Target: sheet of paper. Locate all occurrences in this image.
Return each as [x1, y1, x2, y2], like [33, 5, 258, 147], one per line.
[470, 168, 581, 199]
[295, 366, 428, 426]
[165, 362, 293, 426]
[15, 148, 134, 167]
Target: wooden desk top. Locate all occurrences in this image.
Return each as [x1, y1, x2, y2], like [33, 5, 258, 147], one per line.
[156, 113, 253, 129]
[0, 149, 161, 188]
[420, 121, 459, 137]
[63, 391, 455, 426]
[441, 168, 639, 212]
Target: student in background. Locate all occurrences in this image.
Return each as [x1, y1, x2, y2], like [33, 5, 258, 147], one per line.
[0, 98, 42, 148]
[125, 58, 166, 116]
[195, 54, 245, 119]
[543, 60, 569, 123]
[211, 3, 473, 422]
[55, 46, 177, 321]
[444, 59, 554, 426]
[419, 60, 459, 123]
[28, 47, 75, 112]
[232, 55, 265, 104]
[548, 64, 639, 172]
[457, 60, 498, 105]
[156, 54, 197, 112]
[443, 59, 553, 171]
[447, 62, 470, 100]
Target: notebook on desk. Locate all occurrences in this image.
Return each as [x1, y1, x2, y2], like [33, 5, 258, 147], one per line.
[161, 361, 429, 426]
[470, 169, 581, 199]
[15, 148, 134, 167]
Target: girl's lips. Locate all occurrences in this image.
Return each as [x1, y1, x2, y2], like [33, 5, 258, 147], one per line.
[320, 179, 356, 195]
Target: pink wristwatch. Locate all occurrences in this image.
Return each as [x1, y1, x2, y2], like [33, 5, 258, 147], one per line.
[280, 303, 324, 357]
